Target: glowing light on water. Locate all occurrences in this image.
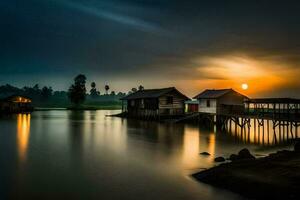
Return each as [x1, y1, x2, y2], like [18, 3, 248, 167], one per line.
[182, 127, 200, 167]
[17, 114, 31, 162]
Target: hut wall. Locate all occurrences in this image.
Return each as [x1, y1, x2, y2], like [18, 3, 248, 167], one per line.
[217, 92, 245, 107]
[127, 98, 160, 118]
[217, 92, 245, 114]
[125, 89, 188, 118]
[0, 102, 33, 113]
[158, 94, 185, 115]
[198, 99, 217, 114]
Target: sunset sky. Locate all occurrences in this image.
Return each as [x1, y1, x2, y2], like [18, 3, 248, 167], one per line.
[1, 0, 300, 97]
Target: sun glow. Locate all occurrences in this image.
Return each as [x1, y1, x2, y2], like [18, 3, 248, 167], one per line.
[242, 83, 248, 90]
[194, 55, 297, 96]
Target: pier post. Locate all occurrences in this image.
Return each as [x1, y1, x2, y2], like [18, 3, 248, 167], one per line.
[267, 120, 270, 145]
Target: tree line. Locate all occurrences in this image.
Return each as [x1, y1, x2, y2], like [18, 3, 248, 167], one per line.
[0, 74, 144, 107]
[68, 74, 144, 106]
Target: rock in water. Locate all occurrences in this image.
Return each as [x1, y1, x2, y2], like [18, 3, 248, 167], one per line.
[238, 148, 255, 160]
[214, 157, 225, 162]
[200, 152, 210, 156]
[294, 142, 300, 152]
[229, 154, 239, 161]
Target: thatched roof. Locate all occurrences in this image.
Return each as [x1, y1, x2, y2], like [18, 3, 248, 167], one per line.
[120, 87, 189, 100]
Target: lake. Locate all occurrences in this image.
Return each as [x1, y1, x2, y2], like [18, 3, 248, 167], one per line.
[0, 110, 294, 200]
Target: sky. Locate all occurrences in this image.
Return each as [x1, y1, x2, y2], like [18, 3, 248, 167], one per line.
[1, 0, 300, 97]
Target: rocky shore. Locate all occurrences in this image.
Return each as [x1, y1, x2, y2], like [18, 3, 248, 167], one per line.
[193, 143, 300, 199]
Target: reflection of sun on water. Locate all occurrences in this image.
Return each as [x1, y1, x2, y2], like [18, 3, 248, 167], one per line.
[227, 119, 299, 145]
[182, 127, 199, 168]
[17, 114, 31, 162]
[207, 133, 216, 161]
[182, 127, 217, 168]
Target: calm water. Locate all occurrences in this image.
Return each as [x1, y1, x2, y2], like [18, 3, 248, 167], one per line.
[0, 110, 294, 200]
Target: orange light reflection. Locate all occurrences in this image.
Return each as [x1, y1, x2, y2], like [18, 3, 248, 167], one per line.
[17, 114, 31, 162]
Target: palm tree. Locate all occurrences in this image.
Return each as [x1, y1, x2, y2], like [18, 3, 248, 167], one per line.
[138, 85, 144, 91]
[90, 82, 99, 97]
[105, 84, 110, 95]
[91, 82, 96, 89]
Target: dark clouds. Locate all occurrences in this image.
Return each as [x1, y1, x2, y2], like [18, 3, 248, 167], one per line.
[0, 0, 300, 95]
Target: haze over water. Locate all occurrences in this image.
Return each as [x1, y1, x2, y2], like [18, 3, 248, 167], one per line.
[0, 110, 294, 200]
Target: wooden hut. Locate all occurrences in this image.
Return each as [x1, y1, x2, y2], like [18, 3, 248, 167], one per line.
[193, 89, 248, 115]
[0, 95, 33, 113]
[120, 87, 189, 119]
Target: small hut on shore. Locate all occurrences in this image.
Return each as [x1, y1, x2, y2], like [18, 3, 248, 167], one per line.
[0, 95, 33, 113]
[120, 87, 189, 119]
[193, 89, 248, 115]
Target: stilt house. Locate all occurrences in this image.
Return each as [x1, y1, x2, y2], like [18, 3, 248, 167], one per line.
[120, 87, 189, 118]
[193, 89, 248, 115]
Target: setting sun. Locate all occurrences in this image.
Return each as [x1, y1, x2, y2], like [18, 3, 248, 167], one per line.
[241, 83, 248, 90]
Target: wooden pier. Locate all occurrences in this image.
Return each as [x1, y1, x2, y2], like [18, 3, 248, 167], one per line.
[213, 98, 300, 144]
[172, 98, 300, 144]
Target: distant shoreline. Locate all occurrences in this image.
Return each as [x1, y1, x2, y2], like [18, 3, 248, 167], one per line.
[34, 106, 122, 111]
[34, 107, 67, 111]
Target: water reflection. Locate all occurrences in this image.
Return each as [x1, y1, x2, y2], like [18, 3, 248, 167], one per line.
[68, 111, 85, 159]
[68, 111, 129, 159]
[4, 110, 295, 200]
[226, 118, 300, 146]
[182, 127, 200, 167]
[207, 134, 216, 161]
[17, 114, 31, 162]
